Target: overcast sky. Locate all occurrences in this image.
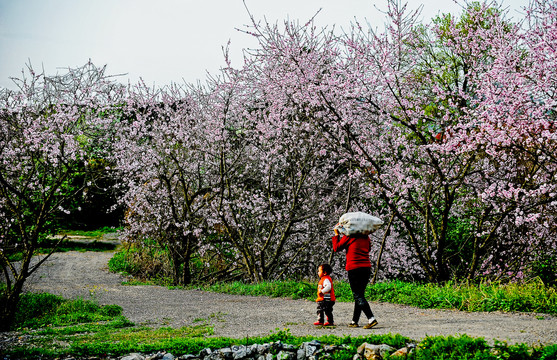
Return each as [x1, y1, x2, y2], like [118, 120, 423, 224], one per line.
[0, 0, 528, 90]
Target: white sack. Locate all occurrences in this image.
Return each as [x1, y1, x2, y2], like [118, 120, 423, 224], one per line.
[334, 212, 384, 235]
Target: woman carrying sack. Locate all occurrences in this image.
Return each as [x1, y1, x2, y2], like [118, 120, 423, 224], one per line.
[332, 212, 382, 329]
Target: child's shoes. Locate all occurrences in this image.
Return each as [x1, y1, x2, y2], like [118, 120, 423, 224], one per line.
[313, 321, 324, 326]
[323, 322, 334, 326]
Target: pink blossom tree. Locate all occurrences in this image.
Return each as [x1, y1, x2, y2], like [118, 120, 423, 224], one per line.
[113, 32, 356, 282]
[232, 0, 557, 283]
[112, 80, 229, 285]
[0, 62, 124, 330]
[463, 0, 557, 281]
[113, 0, 556, 284]
[324, 0, 557, 282]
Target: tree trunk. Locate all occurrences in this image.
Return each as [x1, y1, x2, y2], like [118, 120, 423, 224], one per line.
[170, 250, 182, 286]
[0, 278, 25, 331]
[372, 213, 395, 284]
[181, 250, 192, 285]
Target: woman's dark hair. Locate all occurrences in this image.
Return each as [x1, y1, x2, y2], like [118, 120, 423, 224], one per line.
[319, 263, 333, 275]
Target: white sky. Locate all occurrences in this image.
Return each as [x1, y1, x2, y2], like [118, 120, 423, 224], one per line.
[0, 0, 528, 90]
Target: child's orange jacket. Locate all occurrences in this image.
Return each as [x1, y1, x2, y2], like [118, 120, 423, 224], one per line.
[316, 275, 336, 302]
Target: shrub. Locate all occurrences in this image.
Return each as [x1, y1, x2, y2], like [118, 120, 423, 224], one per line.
[531, 254, 557, 287]
[12, 292, 64, 329]
[415, 335, 490, 360]
[8, 291, 124, 330]
[540, 344, 557, 360]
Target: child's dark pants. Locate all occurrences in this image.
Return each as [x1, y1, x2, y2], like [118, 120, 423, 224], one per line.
[316, 300, 335, 324]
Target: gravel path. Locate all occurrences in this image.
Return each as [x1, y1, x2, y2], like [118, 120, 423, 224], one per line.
[23, 241, 557, 346]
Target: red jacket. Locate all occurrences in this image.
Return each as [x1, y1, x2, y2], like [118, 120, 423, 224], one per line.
[332, 234, 371, 271]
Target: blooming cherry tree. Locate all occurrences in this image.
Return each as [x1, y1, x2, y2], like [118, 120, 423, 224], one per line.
[0, 62, 124, 329]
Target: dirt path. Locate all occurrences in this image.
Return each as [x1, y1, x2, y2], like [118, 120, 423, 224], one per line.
[23, 246, 556, 346]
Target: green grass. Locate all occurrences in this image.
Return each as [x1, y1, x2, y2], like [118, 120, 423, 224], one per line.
[37, 238, 118, 253]
[108, 245, 557, 315]
[4, 291, 557, 360]
[367, 279, 557, 314]
[12, 292, 127, 330]
[59, 226, 120, 238]
[108, 249, 140, 277]
[3, 290, 212, 359]
[6, 227, 120, 262]
[191, 278, 557, 315]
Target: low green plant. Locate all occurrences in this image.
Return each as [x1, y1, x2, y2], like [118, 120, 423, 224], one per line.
[108, 242, 173, 284]
[12, 292, 65, 329]
[59, 226, 120, 238]
[187, 279, 557, 315]
[413, 335, 544, 360]
[10, 292, 126, 330]
[415, 335, 490, 359]
[540, 344, 557, 360]
[108, 248, 139, 276]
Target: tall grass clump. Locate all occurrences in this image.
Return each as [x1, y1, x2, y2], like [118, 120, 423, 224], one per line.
[192, 279, 557, 315]
[8, 291, 128, 330]
[368, 279, 557, 314]
[463, 279, 557, 313]
[108, 242, 175, 284]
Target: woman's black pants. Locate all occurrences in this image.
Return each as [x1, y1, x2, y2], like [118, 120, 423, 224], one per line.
[348, 267, 374, 323]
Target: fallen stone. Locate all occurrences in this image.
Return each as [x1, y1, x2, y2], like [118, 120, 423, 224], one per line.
[232, 345, 248, 359]
[121, 354, 146, 360]
[357, 343, 396, 360]
[277, 350, 296, 360]
[281, 343, 298, 351]
[198, 348, 212, 358]
[162, 354, 175, 360]
[218, 347, 233, 359]
[305, 340, 321, 357]
[390, 347, 408, 358]
[257, 343, 271, 354]
[177, 355, 198, 360]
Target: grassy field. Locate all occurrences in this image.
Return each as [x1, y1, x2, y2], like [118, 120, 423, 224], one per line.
[3, 291, 557, 360]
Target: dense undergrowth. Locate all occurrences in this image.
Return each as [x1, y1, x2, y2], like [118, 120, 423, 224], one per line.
[197, 279, 557, 314]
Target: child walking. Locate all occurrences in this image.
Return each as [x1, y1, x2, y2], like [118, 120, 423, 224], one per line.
[314, 263, 335, 326]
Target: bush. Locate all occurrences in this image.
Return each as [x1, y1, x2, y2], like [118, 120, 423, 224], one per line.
[415, 335, 490, 359]
[108, 249, 138, 275]
[9, 291, 123, 330]
[540, 344, 557, 360]
[13, 292, 65, 329]
[101, 304, 124, 317]
[108, 243, 172, 283]
[531, 254, 557, 287]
